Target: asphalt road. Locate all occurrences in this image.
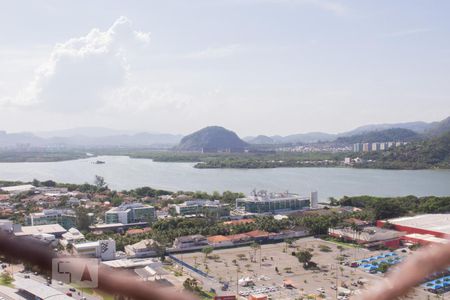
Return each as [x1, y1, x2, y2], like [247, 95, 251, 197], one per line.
[14, 273, 100, 300]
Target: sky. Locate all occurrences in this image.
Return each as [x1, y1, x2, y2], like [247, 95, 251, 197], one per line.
[0, 0, 449, 136]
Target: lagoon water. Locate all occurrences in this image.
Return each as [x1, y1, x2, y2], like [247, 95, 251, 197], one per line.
[0, 155, 449, 201]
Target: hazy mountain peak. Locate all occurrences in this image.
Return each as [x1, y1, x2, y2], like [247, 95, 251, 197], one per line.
[177, 126, 248, 151]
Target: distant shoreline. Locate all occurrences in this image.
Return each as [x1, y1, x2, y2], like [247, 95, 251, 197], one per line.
[0, 152, 448, 171]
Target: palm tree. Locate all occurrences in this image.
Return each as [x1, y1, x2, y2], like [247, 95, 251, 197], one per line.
[250, 242, 260, 263]
[202, 246, 214, 263]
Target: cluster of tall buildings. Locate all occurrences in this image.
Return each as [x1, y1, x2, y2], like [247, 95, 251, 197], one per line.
[353, 141, 408, 153]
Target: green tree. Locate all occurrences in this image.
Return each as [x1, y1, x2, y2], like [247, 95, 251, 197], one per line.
[111, 195, 123, 207]
[202, 246, 214, 262]
[183, 278, 199, 292]
[66, 243, 74, 254]
[378, 262, 390, 273]
[75, 207, 91, 232]
[0, 271, 13, 285]
[250, 242, 261, 263]
[94, 175, 107, 190]
[296, 250, 313, 268]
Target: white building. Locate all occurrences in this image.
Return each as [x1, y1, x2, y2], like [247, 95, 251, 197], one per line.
[14, 277, 73, 300]
[32, 233, 56, 243]
[14, 224, 67, 238]
[105, 203, 156, 224]
[0, 184, 35, 194]
[0, 219, 13, 232]
[125, 239, 160, 258]
[74, 239, 116, 261]
[235, 190, 315, 214]
[172, 235, 208, 250]
[60, 227, 85, 247]
[310, 191, 318, 209]
[35, 186, 69, 196]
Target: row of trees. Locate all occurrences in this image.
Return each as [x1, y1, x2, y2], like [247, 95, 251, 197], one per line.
[150, 216, 293, 245]
[338, 195, 450, 220]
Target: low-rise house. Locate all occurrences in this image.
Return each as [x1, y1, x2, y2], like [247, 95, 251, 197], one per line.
[35, 186, 69, 196]
[14, 224, 67, 238]
[101, 257, 160, 269]
[60, 227, 85, 246]
[0, 184, 35, 194]
[134, 264, 169, 281]
[227, 233, 252, 245]
[125, 239, 161, 258]
[244, 230, 270, 242]
[207, 235, 234, 247]
[68, 197, 81, 206]
[31, 233, 56, 245]
[328, 226, 405, 249]
[126, 227, 152, 235]
[268, 228, 309, 241]
[172, 235, 208, 250]
[343, 218, 369, 227]
[89, 222, 148, 233]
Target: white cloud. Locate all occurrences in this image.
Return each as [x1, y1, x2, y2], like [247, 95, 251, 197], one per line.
[103, 85, 191, 113]
[7, 16, 151, 112]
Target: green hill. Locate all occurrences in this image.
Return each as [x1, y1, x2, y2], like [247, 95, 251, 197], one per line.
[247, 135, 275, 144]
[336, 128, 420, 144]
[425, 116, 450, 137]
[177, 126, 248, 152]
[360, 130, 450, 169]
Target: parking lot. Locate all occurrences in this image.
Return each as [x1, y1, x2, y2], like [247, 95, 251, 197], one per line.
[173, 237, 437, 299]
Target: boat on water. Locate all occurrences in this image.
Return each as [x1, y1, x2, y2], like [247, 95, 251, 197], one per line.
[92, 160, 106, 164]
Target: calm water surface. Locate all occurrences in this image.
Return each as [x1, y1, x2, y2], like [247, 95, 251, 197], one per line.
[1, 156, 449, 201]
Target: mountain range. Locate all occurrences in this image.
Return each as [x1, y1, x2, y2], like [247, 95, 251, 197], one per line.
[0, 116, 448, 149]
[245, 117, 450, 144]
[0, 129, 182, 148]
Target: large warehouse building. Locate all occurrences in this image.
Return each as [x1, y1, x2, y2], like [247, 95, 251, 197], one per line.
[377, 214, 450, 244]
[378, 214, 450, 237]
